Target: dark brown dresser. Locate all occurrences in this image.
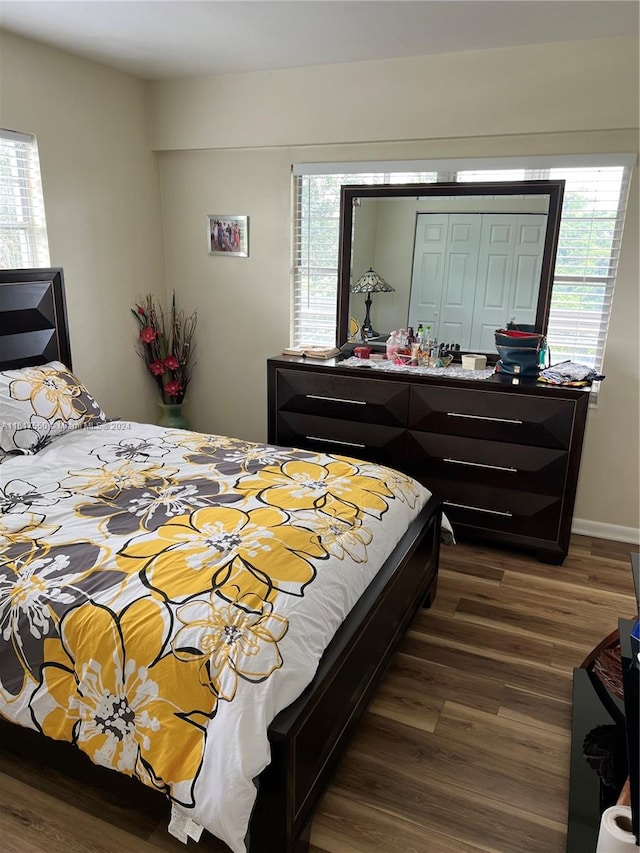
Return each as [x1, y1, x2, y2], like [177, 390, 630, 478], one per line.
[267, 355, 592, 565]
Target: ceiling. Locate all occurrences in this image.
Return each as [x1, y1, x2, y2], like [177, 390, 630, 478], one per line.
[0, 0, 637, 81]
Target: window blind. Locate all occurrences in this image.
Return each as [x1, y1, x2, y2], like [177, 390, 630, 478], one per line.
[292, 170, 437, 346]
[546, 166, 630, 367]
[292, 160, 633, 371]
[0, 129, 50, 269]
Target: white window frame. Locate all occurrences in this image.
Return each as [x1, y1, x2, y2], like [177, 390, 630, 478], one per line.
[292, 155, 635, 374]
[0, 128, 50, 269]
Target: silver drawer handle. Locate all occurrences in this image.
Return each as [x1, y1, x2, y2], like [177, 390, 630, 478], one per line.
[447, 412, 523, 425]
[306, 394, 366, 406]
[444, 458, 517, 474]
[444, 501, 513, 518]
[306, 435, 366, 449]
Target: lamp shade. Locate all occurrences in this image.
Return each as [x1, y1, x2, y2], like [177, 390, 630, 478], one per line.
[350, 268, 395, 294]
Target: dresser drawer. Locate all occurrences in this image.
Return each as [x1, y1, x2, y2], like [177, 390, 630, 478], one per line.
[407, 431, 569, 496]
[276, 368, 409, 427]
[429, 478, 562, 542]
[276, 411, 406, 468]
[409, 385, 575, 449]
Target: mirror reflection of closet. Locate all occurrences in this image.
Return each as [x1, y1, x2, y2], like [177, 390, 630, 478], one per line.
[409, 207, 547, 351]
[338, 180, 565, 353]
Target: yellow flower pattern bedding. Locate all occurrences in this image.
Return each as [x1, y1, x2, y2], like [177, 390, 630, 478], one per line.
[0, 422, 431, 851]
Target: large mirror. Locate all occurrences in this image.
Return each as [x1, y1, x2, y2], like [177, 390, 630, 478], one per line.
[337, 180, 565, 352]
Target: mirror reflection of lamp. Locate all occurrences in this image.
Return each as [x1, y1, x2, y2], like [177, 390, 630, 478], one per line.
[349, 268, 395, 341]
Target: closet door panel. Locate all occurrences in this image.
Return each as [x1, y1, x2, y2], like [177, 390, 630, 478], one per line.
[438, 215, 482, 347]
[511, 215, 547, 317]
[469, 213, 546, 351]
[470, 215, 515, 350]
[407, 213, 448, 331]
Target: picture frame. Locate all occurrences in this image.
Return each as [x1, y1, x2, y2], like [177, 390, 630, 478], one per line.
[207, 214, 249, 257]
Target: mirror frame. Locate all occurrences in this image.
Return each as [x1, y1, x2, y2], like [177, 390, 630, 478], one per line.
[336, 179, 565, 348]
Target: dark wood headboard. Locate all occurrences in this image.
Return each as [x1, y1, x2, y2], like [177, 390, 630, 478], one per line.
[0, 268, 71, 371]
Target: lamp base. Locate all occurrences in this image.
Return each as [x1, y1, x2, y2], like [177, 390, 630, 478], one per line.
[362, 294, 378, 340]
[361, 325, 378, 340]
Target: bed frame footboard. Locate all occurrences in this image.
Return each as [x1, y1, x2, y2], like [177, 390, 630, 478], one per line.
[248, 497, 442, 853]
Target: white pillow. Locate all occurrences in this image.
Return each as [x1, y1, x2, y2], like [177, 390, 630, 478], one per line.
[0, 361, 107, 454]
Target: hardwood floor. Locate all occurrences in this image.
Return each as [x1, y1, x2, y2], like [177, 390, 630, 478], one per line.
[0, 535, 637, 853]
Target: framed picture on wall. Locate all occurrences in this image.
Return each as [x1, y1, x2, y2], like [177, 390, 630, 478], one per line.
[207, 214, 249, 257]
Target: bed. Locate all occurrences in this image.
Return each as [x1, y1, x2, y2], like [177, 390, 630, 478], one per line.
[0, 268, 443, 852]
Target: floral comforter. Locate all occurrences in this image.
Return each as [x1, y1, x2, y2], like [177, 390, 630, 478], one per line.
[0, 422, 432, 851]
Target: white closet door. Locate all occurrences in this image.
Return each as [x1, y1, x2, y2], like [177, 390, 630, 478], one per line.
[410, 212, 547, 352]
[471, 213, 547, 351]
[408, 213, 480, 346]
[407, 213, 448, 333]
[438, 214, 482, 347]
[510, 215, 547, 320]
[471, 215, 517, 352]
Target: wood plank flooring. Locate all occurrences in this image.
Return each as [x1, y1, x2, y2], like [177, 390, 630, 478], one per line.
[0, 534, 637, 853]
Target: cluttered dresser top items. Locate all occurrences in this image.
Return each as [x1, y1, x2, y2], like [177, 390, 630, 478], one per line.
[331, 324, 604, 388]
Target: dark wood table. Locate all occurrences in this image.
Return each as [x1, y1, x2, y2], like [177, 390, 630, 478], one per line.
[566, 550, 640, 853]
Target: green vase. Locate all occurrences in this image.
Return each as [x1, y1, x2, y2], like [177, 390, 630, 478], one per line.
[158, 402, 189, 429]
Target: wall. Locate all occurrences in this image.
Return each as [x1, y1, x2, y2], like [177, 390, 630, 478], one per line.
[150, 38, 637, 150]
[573, 166, 640, 540]
[152, 36, 639, 537]
[0, 30, 165, 422]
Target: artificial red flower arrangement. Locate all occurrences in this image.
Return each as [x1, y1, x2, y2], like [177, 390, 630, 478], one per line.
[131, 293, 197, 404]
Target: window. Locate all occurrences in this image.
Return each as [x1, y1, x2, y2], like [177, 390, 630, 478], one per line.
[292, 170, 436, 347]
[547, 167, 629, 366]
[0, 128, 50, 269]
[292, 159, 632, 371]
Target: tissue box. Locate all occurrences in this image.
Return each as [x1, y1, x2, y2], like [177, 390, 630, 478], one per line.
[461, 354, 488, 370]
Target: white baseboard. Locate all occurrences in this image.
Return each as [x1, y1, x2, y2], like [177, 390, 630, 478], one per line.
[572, 517, 640, 545]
